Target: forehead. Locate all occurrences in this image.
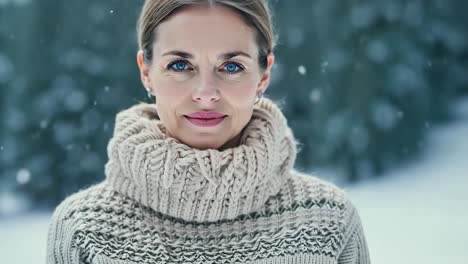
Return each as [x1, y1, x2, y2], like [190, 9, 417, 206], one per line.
[154, 5, 258, 57]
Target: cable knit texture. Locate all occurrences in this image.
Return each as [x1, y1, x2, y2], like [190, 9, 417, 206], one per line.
[46, 98, 370, 264]
[105, 97, 297, 222]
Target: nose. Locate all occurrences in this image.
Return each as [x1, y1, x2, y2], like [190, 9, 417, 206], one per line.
[192, 74, 220, 103]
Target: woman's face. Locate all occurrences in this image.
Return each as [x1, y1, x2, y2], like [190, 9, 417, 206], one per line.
[137, 4, 274, 150]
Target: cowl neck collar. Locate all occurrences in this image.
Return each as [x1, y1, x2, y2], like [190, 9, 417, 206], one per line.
[105, 98, 297, 222]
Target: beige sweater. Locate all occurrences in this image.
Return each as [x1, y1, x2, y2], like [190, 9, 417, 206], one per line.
[46, 98, 370, 264]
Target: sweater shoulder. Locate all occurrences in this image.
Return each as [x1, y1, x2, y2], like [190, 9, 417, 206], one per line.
[264, 169, 361, 229]
[46, 181, 118, 263]
[289, 169, 354, 206]
[47, 181, 129, 231]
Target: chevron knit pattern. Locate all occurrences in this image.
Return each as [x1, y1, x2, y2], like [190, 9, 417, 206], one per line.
[46, 97, 370, 264]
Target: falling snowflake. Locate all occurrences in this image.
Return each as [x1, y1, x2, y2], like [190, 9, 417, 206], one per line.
[320, 61, 329, 73]
[309, 89, 322, 103]
[40, 120, 49, 129]
[298, 65, 307, 75]
[17, 169, 31, 184]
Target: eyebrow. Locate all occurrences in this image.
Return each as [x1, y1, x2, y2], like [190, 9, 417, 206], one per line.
[161, 50, 252, 60]
[220, 51, 252, 60]
[162, 50, 193, 59]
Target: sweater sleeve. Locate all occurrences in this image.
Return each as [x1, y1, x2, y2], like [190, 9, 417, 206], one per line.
[46, 199, 82, 264]
[337, 205, 371, 264]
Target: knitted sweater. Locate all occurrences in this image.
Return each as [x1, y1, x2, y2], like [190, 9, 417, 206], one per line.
[46, 98, 370, 264]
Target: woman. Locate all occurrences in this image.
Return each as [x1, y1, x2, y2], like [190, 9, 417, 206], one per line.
[47, 0, 370, 263]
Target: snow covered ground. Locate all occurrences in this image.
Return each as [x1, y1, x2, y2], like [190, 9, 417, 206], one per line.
[343, 97, 468, 264]
[1, 97, 467, 264]
[0, 212, 51, 264]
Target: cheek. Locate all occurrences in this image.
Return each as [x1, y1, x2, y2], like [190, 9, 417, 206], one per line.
[151, 76, 188, 128]
[152, 75, 190, 101]
[221, 78, 257, 127]
[221, 76, 258, 104]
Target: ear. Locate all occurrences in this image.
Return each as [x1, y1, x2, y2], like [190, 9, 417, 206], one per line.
[257, 52, 275, 94]
[137, 50, 153, 93]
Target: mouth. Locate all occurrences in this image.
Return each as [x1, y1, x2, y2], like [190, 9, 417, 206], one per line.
[184, 115, 227, 127]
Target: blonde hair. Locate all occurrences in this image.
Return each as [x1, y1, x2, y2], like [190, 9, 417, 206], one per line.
[136, 0, 276, 69]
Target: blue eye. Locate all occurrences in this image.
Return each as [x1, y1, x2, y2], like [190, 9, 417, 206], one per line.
[168, 61, 190, 72]
[223, 63, 242, 73]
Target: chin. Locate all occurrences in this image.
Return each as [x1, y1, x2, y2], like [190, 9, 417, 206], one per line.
[180, 136, 225, 150]
[189, 142, 223, 150]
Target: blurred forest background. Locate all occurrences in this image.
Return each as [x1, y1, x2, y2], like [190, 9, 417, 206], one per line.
[0, 0, 467, 215]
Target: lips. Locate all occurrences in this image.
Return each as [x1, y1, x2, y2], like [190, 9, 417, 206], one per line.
[184, 111, 227, 127]
[185, 112, 226, 119]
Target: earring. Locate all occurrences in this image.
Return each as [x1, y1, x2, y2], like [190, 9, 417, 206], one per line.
[146, 88, 152, 99]
[255, 91, 264, 104]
